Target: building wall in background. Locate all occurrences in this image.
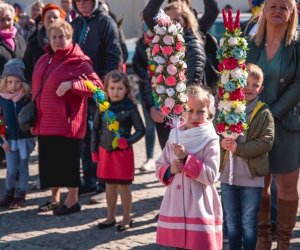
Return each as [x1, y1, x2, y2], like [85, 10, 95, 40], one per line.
[5, 0, 250, 39]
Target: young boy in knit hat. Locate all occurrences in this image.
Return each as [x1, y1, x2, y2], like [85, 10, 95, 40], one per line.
[0, 59, 35, 209]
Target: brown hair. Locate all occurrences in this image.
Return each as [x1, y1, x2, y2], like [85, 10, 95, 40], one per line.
[47, 20, 73, 40]
[104, 70, 133, 100]
[0, 77, 31, 97]
[168, 0, 192, 8]
[164, 1, 203, 42]
[246, 63, 264, 83]
[187, 86, 215, 119]
[254, 0, 298, 46]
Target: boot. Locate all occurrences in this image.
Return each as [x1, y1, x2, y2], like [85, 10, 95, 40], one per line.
[276, 198, 298, 250]
[0, 189, 15, 207]
[256, 195, 272, 250]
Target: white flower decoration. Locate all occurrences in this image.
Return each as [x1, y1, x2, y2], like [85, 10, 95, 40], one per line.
[156, 85, 166, 94]
[178, 93, 188, 103]
[153, 55, 165, 64]
[155, 26, 167, 36]
[218, 100, 232, 112]
[220, 38, 225, 47]
[231, 68, 243, 80]
[176, 82, 186, 92]
[177, 34, 184, 42]
[228, 36, 238, 46]
[235, 103, 246, 113]
[170, 55, 180, 64]
[166, 88, 175, 97]
[221, 72, 229, 84]
[168, 24, 178, 35]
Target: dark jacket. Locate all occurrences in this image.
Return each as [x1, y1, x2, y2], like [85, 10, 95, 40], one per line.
[23, 26, 48, 82]
[0, 96, 34, 140]
[91, 97, 145, 152]
[220, 103, 275, 177]
[72, 1, 122, 80]
[0, 33, 26, 75]
[132, 37, 148, 88]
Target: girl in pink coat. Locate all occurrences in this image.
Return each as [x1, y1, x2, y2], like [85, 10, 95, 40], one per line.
[156, 86, 222, 250]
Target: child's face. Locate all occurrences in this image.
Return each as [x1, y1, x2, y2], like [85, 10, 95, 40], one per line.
[6, 76, 22, 93]
[245, 75, 264, 102]
[185, 96, 209, 129]
[107, 81, 127, 102]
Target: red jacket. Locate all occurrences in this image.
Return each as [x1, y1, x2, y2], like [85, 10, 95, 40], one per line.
[32, 43, 103, 139]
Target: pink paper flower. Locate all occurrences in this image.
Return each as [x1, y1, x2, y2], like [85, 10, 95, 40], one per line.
[152, 35, 160, 43]
[223, 58, 238, 70]
[175, 42, 184, 51]
[167, 64, 177, 75]
[161, 46, 173, 56]
[163, 35, 174, 45]
[165, 76, 176, 86]
[178, 71, 186, 81]
[165, 97, 175, 108]
[174, 104, 184, 115]
[152, 44, 160, 56]
[156, 74, 164, 84]
[217, 123, 226, 133]
[229, 88, 245, 101]
[161, 105, 171, 115]
[156, 65, 164, 73]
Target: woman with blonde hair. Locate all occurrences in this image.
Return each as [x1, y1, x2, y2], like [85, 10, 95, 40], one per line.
[247, 0, 300, 249]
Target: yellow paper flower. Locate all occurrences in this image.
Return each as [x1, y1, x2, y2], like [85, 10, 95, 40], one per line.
[99, 101, 110, 112]
[149, 64, 156, 71]
[108, 121, 119, 131]
[223, 92, 230, 99]
[84, 80, 97, 92]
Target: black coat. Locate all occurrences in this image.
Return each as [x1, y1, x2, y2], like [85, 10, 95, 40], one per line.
[23, 27, 47, 82]
[132, 37, 148, 87]
[91, 97, 145, 152]
[72, 2, 122, 80]
[0, 33, 26, 75]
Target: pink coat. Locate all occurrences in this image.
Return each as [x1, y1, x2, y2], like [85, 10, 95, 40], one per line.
[156, 133, 223, 250]
[32, 43, 103, 139]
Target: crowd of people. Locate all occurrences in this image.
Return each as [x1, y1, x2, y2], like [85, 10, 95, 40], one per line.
[0, 0, 299, 249]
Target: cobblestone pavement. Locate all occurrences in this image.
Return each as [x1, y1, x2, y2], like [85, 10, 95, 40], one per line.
[0, 128, 299, 249]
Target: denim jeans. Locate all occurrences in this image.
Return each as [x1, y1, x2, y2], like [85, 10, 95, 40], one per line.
[5, 150, 29, 195]
[139, 86, 156, 159]
[221, 183, 263, 250]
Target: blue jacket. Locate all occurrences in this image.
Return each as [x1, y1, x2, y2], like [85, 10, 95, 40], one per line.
[0, 96, 34, 140]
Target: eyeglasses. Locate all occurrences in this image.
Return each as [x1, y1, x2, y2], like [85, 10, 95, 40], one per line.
[0, 18, 12, 22]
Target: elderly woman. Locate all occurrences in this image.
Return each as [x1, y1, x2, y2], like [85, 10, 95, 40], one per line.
[32, 20, 103, 216]
[23, 3, 66, 82]
[247, 0, 300, 249]
[0, 3, 26, 74]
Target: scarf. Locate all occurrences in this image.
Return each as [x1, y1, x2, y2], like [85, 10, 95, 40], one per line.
[0, 26, 17, 51]
[168, 122, 219, 154]
[0, 90, 25, 102]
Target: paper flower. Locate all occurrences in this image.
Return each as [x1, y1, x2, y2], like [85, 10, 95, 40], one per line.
[147, 9, 189, 142]
[84, 79, 123, 150]
[216, 9, 248, 137]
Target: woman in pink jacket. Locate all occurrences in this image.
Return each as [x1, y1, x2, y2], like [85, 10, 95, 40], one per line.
[31, 20, 103, 216]
[156, 86, 222, 250]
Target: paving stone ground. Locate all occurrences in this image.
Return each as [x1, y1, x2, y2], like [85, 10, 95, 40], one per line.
[0, 110, 299, 249]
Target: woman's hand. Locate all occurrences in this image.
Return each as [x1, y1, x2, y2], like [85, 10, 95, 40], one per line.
[170, 159, 183, 174]
[56, 81, 72, 96]
[173, 143, 188, 159]
[150, 107, 164, 123]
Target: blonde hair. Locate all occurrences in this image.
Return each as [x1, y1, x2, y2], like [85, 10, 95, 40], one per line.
[104, 70, 134, 101]
[47, 20, 73, 39]
[254, 0, 298, 46]
[187, 86, 215, 119]
[246, 63, 264, 83]
[164, 1, 203, 42]
[0, 3, 15, 28]
[0, 77, 31, 97]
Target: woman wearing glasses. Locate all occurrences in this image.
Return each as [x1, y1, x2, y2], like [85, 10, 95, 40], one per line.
[0, 3, 26, 75]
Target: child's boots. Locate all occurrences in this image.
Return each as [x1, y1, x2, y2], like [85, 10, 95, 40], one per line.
[10, 193, 26, 209]
[0, 189, 15, 207]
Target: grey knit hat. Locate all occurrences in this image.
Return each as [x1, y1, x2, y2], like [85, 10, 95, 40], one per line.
[2, 59, 26, 82]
